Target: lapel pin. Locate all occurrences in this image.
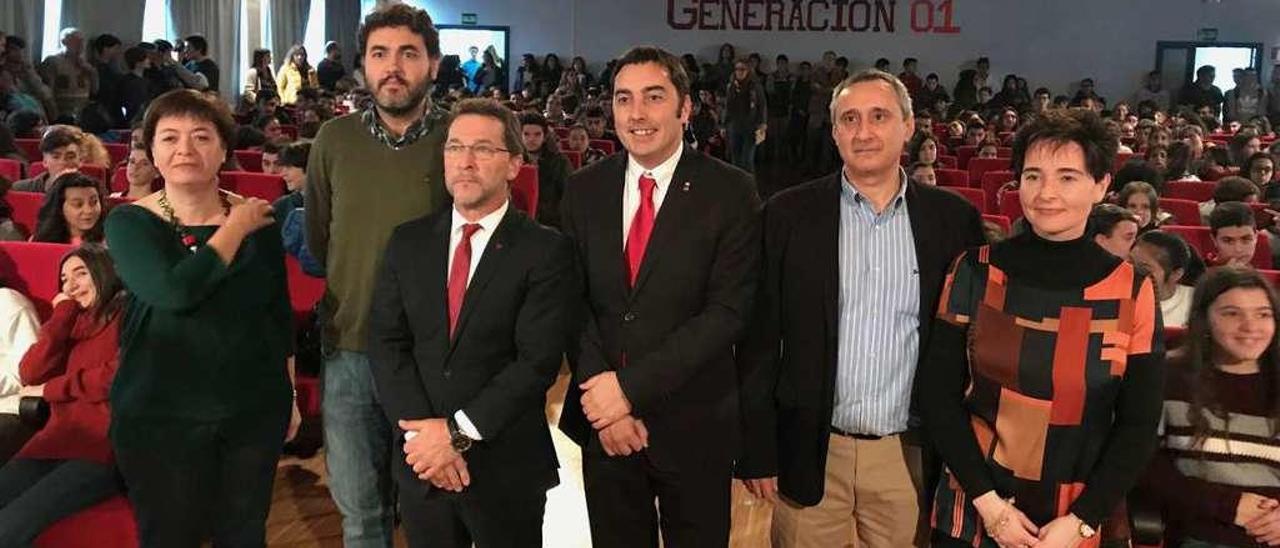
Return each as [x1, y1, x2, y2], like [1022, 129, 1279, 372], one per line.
[681, 181, 691, 192]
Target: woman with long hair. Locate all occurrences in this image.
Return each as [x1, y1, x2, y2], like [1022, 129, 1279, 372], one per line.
[1140, 267, 1280, 546]
[32, 172, 104, 245]
[243, 48, 277, 104]
[0, 244, 125, 546]
[907, 131, 941, 166]
[276, 44, 318, 105]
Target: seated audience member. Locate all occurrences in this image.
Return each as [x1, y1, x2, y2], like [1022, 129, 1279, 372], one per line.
[78, 134, 112, 173]
[1130, 230, 1199, 327]
[582, 106, 621, 149]
[1229, 132, 1264, 167]
[1199, 147, 1231, 181]
[1145, 144, 1170, 178]
[0, 279, 39, 461]
[1244, 151, 1275, 189]
[1166, 141, 1199, 181]
[976, 140, 999, 160]
[1139, 266, 1280, 547]
[907, 131, 940, 166]
[1200, 175, 1261, 223]
[909, 161, 937, 186]
[110, 145, 158, 200]
[1207, 201, 1260, 267]
[234, 126, 268, 153]
[1090, 203, 1141, 258]
[254, 114, 287, 144]
[0, 244, 124, 546]
[963, 121, 986, 146]
[564, 124, 607, 166]
[1120, 181, 1172, 231]
[260, 140, 283, 174]
[271, 141, 321, 277]
[32, 173, 103, 245]
[6, 111, 46, 140]
[13, 125, 82, 193]
[519, 111, 569, 228]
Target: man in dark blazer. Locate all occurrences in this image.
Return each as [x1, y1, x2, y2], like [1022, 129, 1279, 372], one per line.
[366, 98, 575, 548]
[558, 46, 761, 547]
[736, 70, 985, 547]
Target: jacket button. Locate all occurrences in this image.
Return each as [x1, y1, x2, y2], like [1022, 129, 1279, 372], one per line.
[443, 370, 451, 379]
[623, 312, 636, 323]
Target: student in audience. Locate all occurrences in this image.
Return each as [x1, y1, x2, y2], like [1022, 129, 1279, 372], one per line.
[0, 244, 124, 546]
[277, 44, 318, 105]
[316, 41, 346, 92]
[1130, 230, 1198, 327]
[1140, 266, 1280, 546]
[1145, 143, 1170, 178]
[722, 57, 768, 173]
[243, 48, 277, 105]
[1229, 132, 1264, 168]
[907, 131, 940, 166]
[181, 35, 219, 91]
[1246, 151, 1276, 190]
[1180, 65, 1226, 118]
[271, 141, 321, 276]
[32, 172, 103, 245]
[518, 111, 569, 228]
[1200, 175, 1260, 223]
[909, 160, 937, 185]
[1133, 70, 1172, 112]
[0, 277, 38, 460]
[1207, 201, 1261, 267]
[306, 5, 451, 544]
[565, 124, 607, 166]
[78, 133, 111, 171]
[1225, 67, 1268, 124]
[260, 140, 284, 174]
[111, 145, 158, 200]
[13, 125, 82, 193]
[964, 121, 987, 147]
[1200, 146, 1232, 182]
[1119, 180, 1172, 231]
[7, 110, 46, 140]
[977, 140, 999, 160]
[119, 46, 153, 125]
[1090, 202, 1141, 258]
[38, 28, 96, 121]
[104, 89, 297, 546]
[0, 67, 47, 121]
[3, 35, 57, 119]
[1166, 141, 1199, 181]
[255, 113, 286, 144]
[922, 109, 1164, 548]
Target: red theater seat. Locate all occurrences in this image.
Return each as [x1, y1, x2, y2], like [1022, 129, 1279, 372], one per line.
[0, 241, 75, 320]
[981, 171, 1015, 212]
[512, 165, 539, 219]
[1156, 198, 1201, 226]
[0, 158, 22, 180]
[943, 187, 986, 214]
[14, 139, 40, 160]
[226, 172, 287, 201]
[34, 496, 138, 548]
[103, 143, 129, 166]
[968, 158, 1012, 188]
[6, 191, 43, 236]
[562, 150, 582, 170]
[935, 168, 969, 188]
[1162, 180, 1214, 202]
[1000, 190, 1024, 221]
[234, 149, 264, 172]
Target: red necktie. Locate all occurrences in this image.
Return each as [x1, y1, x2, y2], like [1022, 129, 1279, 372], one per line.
[625, 174, 657, 288]
[447, 223, 482, 338]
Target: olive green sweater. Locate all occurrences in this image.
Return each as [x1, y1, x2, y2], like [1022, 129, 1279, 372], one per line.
[305, 109, 448, 351]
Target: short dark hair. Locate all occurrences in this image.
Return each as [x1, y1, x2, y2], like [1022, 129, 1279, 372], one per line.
[142, 90, 238, 163]
[184, 35, 208, 55]
[583, 106, 606, 120]
[875, 58, 890, 67]
[904, 57, 918, 65]
[1209, 200, 1255, 234]
[41, 126, 82, 153]
[977, 57, 990, 65]
[34, 173, 104, 244]
[450, 98, 525, 158]
[612, 46, 691, 108]
[261, 140, 284, 155]
[1011, 109, 1118, 182]
[153, 39, 173, 53]
[124, 46, 148, 70]
[91, 34, 121, 55]
[4, 35, 25, 51]
[1088, 203, 1140, 238]
[278, 141, 312, 170]
[1136, 230, 1196, 280]
[358, 3, 441, 59]
[325, 41, 340, 54]
[1212, 175, 1260, 204]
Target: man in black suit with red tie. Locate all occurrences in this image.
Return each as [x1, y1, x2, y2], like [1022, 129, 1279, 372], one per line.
[558, 46, 762, 547]
[366, 98, 575, 548]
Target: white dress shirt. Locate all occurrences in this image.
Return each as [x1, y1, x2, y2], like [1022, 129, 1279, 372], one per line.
[0, 289, 39, 415]
[622, 142, 684, 243]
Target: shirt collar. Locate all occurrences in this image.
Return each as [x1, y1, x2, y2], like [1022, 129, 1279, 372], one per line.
[362, 99, 446, 150]
[840, 167, 909, 211]
[451, 199, 509, 235]
[625, 141, 684, 187]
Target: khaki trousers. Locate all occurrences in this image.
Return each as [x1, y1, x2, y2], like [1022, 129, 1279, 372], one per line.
[772, 433, 926, 548]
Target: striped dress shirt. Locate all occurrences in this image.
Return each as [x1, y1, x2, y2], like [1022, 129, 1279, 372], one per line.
[833, 170, 920, 436]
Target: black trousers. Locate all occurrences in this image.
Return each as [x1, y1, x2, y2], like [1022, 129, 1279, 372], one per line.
[112, 405, 289, 548]
[398, 482, 546, 548]
[582, 439, 731, 548]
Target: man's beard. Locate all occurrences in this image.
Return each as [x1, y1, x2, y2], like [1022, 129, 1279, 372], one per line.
[373, 75, 431, 117]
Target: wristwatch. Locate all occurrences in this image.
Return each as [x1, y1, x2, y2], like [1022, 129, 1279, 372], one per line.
[1077, 519, 1097, 539]
[446, 416, 474, 453]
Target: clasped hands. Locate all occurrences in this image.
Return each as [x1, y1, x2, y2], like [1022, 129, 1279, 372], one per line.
[580, 372, 648, 457]
[1236, 492, 1280, 546]
[973, 492, 1084, 548]
[398, 418, 470, 493]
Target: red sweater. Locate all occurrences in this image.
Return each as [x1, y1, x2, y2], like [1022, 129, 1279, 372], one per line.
[17, 300, 120, 463]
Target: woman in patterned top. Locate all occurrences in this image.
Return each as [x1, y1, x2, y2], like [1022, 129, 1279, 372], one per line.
[921, 109, 1166, 548]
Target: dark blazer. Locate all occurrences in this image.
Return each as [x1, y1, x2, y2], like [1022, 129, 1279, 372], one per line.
[735, 173, 985, 506]
[367, 206, 575, 498]
[557, 149, 761, 466]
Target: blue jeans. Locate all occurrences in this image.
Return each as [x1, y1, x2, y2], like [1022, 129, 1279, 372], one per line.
[0, 458, 120, 547]
[728, 128, 758, 173]
[323, 350, 395, 548]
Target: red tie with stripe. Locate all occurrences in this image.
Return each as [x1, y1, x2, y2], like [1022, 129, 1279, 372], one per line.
[625, 174, 657, 288]
[447, 223, 482, 338]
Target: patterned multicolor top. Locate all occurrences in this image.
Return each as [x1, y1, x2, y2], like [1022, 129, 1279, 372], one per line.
[920, 231, 1166, 547]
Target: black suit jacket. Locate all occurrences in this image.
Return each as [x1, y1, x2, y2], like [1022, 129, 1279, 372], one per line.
[367, 206, 576, 498]
[736, 174, 985, 506]
[557, 149, 761, 466]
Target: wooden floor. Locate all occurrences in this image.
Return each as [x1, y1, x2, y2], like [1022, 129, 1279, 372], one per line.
[264, 370, 773, 547]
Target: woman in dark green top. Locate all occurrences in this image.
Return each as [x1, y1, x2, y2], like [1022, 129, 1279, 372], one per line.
[104, 89, 298, 547]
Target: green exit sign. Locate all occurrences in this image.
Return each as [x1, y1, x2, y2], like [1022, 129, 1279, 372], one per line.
[461, 13, 478, 25]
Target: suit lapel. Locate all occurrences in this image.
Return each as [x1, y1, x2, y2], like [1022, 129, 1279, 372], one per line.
[630, 149, 696, 297]
[449, 209, 519, 351]
[596, 155, 629, 302]
[427, 213, 452, 360]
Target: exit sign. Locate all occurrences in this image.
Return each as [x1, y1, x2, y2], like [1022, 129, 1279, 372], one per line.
[461, 13, 478, 25]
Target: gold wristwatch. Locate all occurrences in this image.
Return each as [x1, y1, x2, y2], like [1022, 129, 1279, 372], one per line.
[1077, 520, 1097, 539]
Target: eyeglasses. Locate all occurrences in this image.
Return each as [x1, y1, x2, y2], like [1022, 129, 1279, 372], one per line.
[443, 143, 511, 160]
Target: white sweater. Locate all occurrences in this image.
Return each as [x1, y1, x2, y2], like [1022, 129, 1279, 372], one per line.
[0, 289, 39, 414]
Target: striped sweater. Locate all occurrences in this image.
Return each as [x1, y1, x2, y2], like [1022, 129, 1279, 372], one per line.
[1142, 363, 1280, 547]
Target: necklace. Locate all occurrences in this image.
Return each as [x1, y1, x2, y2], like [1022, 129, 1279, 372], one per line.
[157, 189, 231, 253]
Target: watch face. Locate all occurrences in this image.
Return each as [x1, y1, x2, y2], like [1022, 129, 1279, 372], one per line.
[452, 434, 472, 453]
